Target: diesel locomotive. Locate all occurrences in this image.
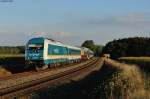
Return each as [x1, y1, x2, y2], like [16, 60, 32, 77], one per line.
[25, 37, 93, 70]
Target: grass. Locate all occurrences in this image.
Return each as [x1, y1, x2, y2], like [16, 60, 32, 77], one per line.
[91, 58, 149, 99]
[118, 57, 150, 98]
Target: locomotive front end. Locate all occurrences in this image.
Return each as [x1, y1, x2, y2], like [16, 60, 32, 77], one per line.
[25, 38, 45, 68]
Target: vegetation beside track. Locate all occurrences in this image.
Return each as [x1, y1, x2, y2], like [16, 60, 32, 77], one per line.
[0, 66, 12, 78]
[119, 57, 150, 95]
[100, 59, 149, 99]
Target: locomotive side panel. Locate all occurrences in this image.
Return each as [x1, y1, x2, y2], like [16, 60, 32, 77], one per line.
[43, 39, 69, 65]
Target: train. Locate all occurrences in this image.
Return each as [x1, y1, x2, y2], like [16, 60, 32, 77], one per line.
[81, 47, 94, 60]
[25, 37, 94, 70]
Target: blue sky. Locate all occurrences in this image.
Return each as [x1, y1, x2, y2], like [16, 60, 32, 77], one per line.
[0, 0, 150, 46]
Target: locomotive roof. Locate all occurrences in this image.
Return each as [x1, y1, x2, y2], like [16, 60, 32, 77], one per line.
[42, 38, 79, 49]
[45, 37, 81, 50]
[66, 45, 81, 50]
[45, 38, 63, 43]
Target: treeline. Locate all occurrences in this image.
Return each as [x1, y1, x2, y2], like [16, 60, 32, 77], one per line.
[81, 40, 103, 56]
[102, 37, 150, 59]
[0, 46, 25, 54]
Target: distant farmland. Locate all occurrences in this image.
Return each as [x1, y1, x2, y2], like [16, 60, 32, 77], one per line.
[119, 57, 150, 62]
[0, 54, 24, 58]
[0, 46, 25, 63]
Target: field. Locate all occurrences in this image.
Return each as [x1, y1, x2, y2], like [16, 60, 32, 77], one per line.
[119, 57, 150, 62]
[0, 54, 24, 60]
[0, 54, 24, 62]
[0, 54, 24, 57]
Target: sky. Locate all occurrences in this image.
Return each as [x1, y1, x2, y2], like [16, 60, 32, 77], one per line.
[0, 0, 150, 46]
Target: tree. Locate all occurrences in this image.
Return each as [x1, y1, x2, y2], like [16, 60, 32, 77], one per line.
[102, 37, 150, 59]
[81, 40, 95, 50]
[81, 40, 103, 56]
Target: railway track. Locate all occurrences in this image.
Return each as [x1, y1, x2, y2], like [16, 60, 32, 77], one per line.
[0, 58, 103, 99]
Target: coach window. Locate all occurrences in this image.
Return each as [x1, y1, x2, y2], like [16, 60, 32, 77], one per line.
[48, 44, 52, 55]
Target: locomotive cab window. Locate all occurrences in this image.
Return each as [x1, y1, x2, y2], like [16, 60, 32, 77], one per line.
[28, 44, 44, 50]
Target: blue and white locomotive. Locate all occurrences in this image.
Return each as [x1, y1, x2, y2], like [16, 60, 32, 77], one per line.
[25, 37, 82, 70]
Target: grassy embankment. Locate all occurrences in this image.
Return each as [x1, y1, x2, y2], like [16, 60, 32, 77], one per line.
[30, 58, 149, 99]
[119, 57, 150, 72]
[119, 57, 150, 98]
[101, 58, 149, 99]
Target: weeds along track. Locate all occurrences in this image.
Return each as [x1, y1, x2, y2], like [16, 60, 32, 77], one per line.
[0, 58, 102, 99]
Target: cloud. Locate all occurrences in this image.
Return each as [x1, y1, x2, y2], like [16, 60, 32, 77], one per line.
[86, 13, 150, 28]
[24, 32, 71, 38]
[0, 32, 28, 46]
[23, 32, 75, 44]
[0, 13, 150, 46]
[51, 32, 71, 38]
[47, 32, 73, 43]
[24, 32, 48, 37]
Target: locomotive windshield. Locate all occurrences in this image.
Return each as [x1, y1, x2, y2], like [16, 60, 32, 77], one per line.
[28, 44, 44, 50]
